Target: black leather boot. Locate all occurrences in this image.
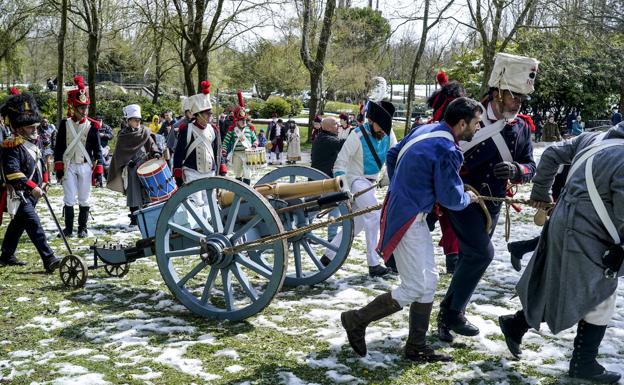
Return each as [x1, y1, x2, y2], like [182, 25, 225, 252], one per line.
[43, 256, 60, 274]
[341, 292, 402, 357]
[405, 302, 452, 363]
[507, 237, 539, 272]
[77, 206, 89, 238]
[438, 308, 479, 340]
[445, 253, 458, 275]
[569, 320, 621, 384]
[499, 310, 530, 358]
[62, 205, 74, 237]
[0, 255, 27, 267]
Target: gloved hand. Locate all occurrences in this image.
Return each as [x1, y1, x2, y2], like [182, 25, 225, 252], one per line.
[494, 161, 521, 180]
[378, 171, 390, 188]
[56, 170, 64, 182]
[175, 177, 184, 187]
[128, 159, 137, 168]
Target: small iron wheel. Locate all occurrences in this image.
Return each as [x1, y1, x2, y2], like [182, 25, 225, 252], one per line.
[59, 254, 88, 288]
[104, 263, 130, 278]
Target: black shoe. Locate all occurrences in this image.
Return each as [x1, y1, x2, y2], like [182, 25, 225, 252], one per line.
[44, 257, 60, 274]
[0, 256, 28, 267]
[405, 302, 453, 363]
[437, 320, 454, 343]
[368, 265, 389, 277]
[440, 310, 479, 336]
[510, 255, 522, 272]
[499, 314, 528, 358]
[507, 238, 539, 272]
[320, 255, 331, 267]
[406, 345, 453, 363]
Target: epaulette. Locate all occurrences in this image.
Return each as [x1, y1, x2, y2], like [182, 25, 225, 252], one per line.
[514, 114, 536, 133]
[1, 137, 24, 148]
[87, 117, 101, 129]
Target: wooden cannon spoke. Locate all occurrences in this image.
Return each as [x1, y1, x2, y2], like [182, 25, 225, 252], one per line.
[224, 195, 242, 235]
[168, 221, 204, 242]
[305, 233, 339, 252]
[166, 246, 201, 259]
[200, 266, 219, 304]
[230, 214, 262, 243]
[234, 254, 273, 279]
[230, 264, 259, 302]
[205, 189, 224, 232]
[300, 239, 324, 271]
[292, 241, 303, 278]
[177, 260, 208, 288]
[221, 268, 235, 312]
[182, 200, 214, 234]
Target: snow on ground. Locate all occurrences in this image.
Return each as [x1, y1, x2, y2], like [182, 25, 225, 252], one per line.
[1, 144, 622, 384]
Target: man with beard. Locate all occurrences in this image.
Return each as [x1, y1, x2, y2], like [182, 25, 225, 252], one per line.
[54, 75, 104, 238]
[437, 53, 538, 342]
[498, 122, 624, 384]
[341, 97, 481, 362]
[321, 100, 397, 277]
[106, 104, 160, 225]
[0, 92, 60, 272]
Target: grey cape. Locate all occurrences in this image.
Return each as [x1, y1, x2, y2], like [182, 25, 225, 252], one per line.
[517, 123, 624, 334]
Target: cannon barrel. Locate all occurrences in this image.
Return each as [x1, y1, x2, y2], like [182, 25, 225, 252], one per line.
[219, 176, 345, 207]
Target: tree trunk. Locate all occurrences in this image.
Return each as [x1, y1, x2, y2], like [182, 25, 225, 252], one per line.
[308, 72, 320, 140]
[56, 0, 68, 127]
[479, 45, 496, 96]
[183, 44, 195, 95]
[619, 78, 624, 111]
[196, 56, 209, 92]
[87, 34, 98, 116]
[404, 0, 430, 135]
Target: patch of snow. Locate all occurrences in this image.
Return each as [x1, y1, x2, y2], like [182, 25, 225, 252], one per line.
[225, 365, 244, 373]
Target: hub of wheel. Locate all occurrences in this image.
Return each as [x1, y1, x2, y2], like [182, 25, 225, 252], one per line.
[200, 236, 232, 267]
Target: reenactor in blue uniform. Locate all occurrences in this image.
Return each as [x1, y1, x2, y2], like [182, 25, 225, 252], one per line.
[437, 53, 539, 342]
[0, 92, 60, 272]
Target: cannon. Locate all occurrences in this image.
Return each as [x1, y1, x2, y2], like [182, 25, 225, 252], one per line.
[59, 166, 356, 321]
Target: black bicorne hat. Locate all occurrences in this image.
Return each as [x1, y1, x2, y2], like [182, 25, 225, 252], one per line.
[366, 100, 395, 135]
[0, 92, 41, 129]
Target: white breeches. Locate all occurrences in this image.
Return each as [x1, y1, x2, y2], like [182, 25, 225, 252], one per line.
[325, 178, 380, 267]
[232, 151, 251, 179]
[584, 289, 618, 325]
[63, 162, 92, 206]
[390, 217, 437, 306]
[183, 167, 214, 206]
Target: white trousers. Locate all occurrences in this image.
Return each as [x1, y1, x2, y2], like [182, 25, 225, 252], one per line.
[232, 150, 251, 179]
[325, 178, 380, 267]
[63, 162, 92, 206]
[268, 151, 284, 165]
[584, 289, 618, 325]
[183, 167, 214, 206]
[390, 218, 438, 306]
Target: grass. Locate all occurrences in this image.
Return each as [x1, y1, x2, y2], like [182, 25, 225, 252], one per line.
[0, 149, 618, 385]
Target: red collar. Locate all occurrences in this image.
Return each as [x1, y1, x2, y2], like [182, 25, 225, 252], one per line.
[71, 116, 87, 124]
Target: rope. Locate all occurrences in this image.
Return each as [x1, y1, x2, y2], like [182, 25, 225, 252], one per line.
[223, 203, 382, 255]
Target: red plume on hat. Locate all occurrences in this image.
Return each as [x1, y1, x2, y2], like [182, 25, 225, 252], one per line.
[436, 71, 449, 87]
[237, 90, 245, 108]
[9, 87, 20, 95]
[200, 80, 211, 95]
[74, 75, 86, 89]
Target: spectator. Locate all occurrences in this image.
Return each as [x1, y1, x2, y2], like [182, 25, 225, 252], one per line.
[311, 115, 322, 142]
[286, 120, 301, 164]
[565, 107, 577, 135]
[158, 111, 176, 137]
[257, 129, 267, 148]
[571, 115, 584, 136]
[96, 115, 114, 184]
[611, 106, 622, 126]
[338, 113, 351, 140]
[38, 118, 57, 179]
[311, 117, 345, 241]
[46, 78, 55, 91]
[542, 115, 561, 142]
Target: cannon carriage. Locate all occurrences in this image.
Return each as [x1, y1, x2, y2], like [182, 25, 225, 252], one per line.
[59, 166, 356, 321]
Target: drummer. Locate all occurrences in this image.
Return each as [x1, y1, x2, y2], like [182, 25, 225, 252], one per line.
[107, 104, 161, 225]
[222, 107, 257, 185]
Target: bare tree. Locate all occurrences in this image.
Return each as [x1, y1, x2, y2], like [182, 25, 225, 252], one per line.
[402, 0, 456, 134]
[0, 0, 37, 69]
[56, 0, 68, 127]
[299, 0, 337, 141]
[171, 0, 279, 93]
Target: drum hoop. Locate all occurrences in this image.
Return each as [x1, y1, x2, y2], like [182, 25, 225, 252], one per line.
[137, 159, 166, 177]
[149, 186, 178, 202]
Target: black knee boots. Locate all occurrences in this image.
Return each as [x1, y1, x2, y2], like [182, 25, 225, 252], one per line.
[62, 205, 74, 237]
[507, 237, 539, 272]
[77, 206, 90, 238]
[341, 292, 402, 356]
[569, 320, 621, 384]
[129, 206, 138, 226]
[445, 253, 458, 274]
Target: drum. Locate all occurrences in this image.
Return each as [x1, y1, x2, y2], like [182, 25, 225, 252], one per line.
[245, 147, 267, 167]
[137, 158, 178, 203]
